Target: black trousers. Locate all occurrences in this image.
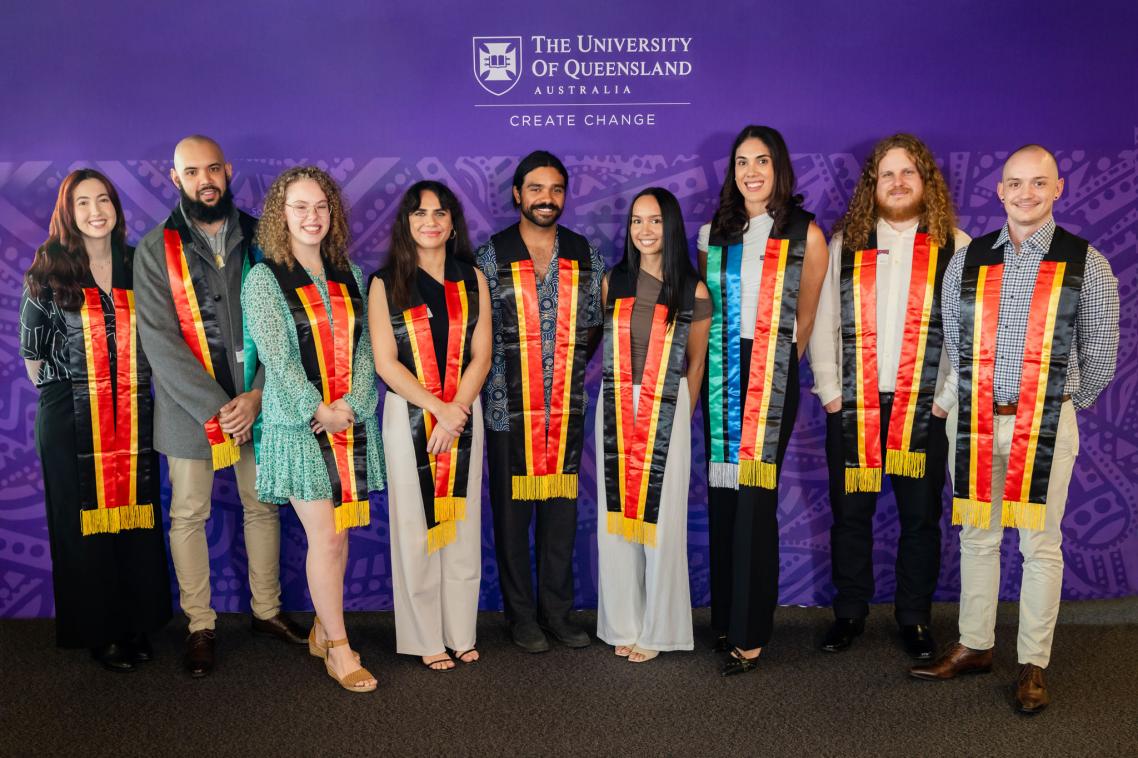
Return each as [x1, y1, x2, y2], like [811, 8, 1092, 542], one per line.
[707, 347, 799, 650]
[35, 381, 172, 649]
[825, 395, 948, 625]
[486, 429, 578, 626]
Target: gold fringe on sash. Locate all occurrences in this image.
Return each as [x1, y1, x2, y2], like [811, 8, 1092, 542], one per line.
[885, 449, 927, 479]
[844, 466, 883, 494]
[606, 510, 623, 536]
[951, 498, 992, 529]
[738, 460, 777, 490]
[432, 496, 466, 524]
[1001, 500, 1047, 531]
[211, 438, 241, 471]
[426, 520, 458, 554]
[334, 499, 371, 533]
[620, 517, 657, 548]
[511, 473, 578, 501]
[81, 503, 155, 536]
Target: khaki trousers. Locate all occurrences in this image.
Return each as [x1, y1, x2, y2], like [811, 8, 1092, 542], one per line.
[167, 451, 283, 632]
[952, 401, 1079, 668]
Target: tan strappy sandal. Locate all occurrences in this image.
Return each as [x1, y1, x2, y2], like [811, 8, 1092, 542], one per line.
[324, 638, 377, 693]
[308, 617, 359, 662]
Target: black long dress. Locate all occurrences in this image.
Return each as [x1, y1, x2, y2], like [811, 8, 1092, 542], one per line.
[20, 244, 171, 648]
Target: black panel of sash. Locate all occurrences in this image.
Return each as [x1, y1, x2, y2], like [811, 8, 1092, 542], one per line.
[492, 224, 593, 480]
[373, 257, 480, 529]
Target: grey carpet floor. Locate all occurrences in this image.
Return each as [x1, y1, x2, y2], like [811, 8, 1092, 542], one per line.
[2, 600, 1136, 757]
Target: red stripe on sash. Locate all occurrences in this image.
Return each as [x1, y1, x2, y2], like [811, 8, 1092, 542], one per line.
[738, 238, 783, 462]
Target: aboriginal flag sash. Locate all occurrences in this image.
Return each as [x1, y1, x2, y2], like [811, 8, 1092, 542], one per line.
[705, 208, 811, 490]
[952, 226, 1085, 531]
[162, 214, 244, 470]
[602, 266, 694, 546]
[265, 259, 371, 532]
[66, 249, 157, 536]
[839, 229, 950, 493]
[492, 224, 593, 501]
[380, 259, 480, 553]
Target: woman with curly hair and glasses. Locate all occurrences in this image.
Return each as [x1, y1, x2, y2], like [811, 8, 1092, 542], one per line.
[20, 168, 171, 672]
[242, 166, 384, 692]
[697, 125, 828, 675]
[368, 181, 491, 671]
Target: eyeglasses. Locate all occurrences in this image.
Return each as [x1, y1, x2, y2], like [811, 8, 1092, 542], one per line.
[285, 202, 331, 218]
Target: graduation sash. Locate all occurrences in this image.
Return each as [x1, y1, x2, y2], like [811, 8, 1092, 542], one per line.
[380, 258, 480, 554]
[602, 266, 694, 546]
[65, 247, 157, 536]
[161, 211, 259, 470]
[705, 208, 811, 490]
[265, 259, 371, 532]
[952, 226, 1086, 531]
[839, 229, 950, 492]
[492, 224, 593, 501]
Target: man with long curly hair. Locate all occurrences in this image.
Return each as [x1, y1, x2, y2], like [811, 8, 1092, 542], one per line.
[808, 133, 970, 660]
[134, 135, 306, 678]
[911, 145, 1118, 714]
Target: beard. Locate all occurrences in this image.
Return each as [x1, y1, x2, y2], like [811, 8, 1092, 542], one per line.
[520, 201, 563, 228]
[878, 193, 924, 224]
[180, 184, 235, 224]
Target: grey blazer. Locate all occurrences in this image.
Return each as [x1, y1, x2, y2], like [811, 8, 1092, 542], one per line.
[134, 205, 264, 460]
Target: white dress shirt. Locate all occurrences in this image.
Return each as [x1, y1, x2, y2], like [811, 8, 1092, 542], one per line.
[808, 218, 969, 409]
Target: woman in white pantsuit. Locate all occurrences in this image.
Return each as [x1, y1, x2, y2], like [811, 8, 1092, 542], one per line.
[596, 188, 710, 663]
[369, 181, 491, 671]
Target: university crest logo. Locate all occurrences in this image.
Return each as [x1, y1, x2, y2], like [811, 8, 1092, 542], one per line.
[473, 36, 522, 96]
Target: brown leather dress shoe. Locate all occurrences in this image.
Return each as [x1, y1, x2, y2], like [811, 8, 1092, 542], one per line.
[251, 613, 307, 645]
[909, 642, 993, 680]
[1015, 663, 1050, 713]
[184, 629, 216, 678]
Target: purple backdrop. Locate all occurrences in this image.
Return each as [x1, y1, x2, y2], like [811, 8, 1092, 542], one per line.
[2, 1, 1135, 619]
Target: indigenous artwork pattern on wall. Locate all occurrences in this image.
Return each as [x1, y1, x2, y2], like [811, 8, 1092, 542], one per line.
[2, 147, 1134, 618]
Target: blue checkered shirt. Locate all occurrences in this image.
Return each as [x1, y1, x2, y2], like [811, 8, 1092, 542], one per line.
[475, 232, 605, 432]
[942, 218, 1119, 410]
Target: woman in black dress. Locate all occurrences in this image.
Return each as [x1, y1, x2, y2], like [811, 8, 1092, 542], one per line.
[20, 168, 171, 672]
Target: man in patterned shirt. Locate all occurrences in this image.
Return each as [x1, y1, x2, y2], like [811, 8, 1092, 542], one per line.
[911, 145, 1119, 714]
[475, 151, 604, 652]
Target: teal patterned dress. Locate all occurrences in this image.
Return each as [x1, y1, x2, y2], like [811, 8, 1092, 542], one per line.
[242, 261, 384, 504]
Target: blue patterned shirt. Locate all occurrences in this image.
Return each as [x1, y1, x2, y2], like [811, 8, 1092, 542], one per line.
[942, 218, 1119, 410]
[475, 230, 605, 432]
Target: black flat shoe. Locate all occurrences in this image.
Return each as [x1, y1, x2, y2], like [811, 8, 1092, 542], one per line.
[900, 624, 936, 661]
[126, 633, 154, 663]
[713, 634, 729, 653]
[721, 648, 761, 677]
[820, 618, 865, 653]
[91, 643, 136, 673]
[511, 621, 550, 654]
[540, 618, 591, 649]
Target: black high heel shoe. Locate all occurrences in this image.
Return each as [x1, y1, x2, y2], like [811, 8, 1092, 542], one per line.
[713, 634, 729, 653]
[721, 647, 761, 677]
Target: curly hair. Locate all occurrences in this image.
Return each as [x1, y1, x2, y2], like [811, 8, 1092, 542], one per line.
[833, 133, 956, 251]
[255, 166, 352, 271]
[25, 168, 128, 310]
[710, 125, 803, 241]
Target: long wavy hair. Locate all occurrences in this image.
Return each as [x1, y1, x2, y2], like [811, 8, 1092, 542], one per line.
[24, 169, 128, 310]
[256, 166, 352, 271]
[385, 181, 474, 311]
[617, 187, 697, 324]
[833, 133, 957, 250]
[710, 125, 803, 241]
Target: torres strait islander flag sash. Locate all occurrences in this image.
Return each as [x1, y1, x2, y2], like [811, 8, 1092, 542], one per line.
[839, 229, 951, 493]
[953, 226, 1086, 531]
[265, 259, 371, 532]
[162, 215, 242, 470]
[380, 258, 480, 554]
[601, 267, 694, 547]
[705, 208, 811, 490]
[492, 224, 593, 501]
[66, 250, 157, 536]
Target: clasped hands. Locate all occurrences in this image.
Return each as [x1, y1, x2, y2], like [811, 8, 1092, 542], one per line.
[219, 390, 262, 445]
[426, 400, 471, 455]
[311, 398, 357, 435]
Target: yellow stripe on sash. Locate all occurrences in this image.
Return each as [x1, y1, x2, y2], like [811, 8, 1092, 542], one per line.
[899, 244, 938, 455]
[126, 291, 140, 507]
[555, 263, 579, 472]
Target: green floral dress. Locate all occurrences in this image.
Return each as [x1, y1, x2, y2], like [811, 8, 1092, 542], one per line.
[242, 261, 384, 504]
